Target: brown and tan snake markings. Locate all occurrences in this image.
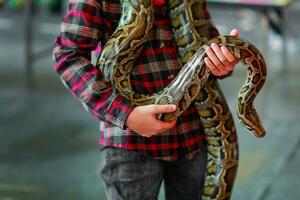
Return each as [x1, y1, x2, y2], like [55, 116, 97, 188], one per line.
[96, 0, 267, 199]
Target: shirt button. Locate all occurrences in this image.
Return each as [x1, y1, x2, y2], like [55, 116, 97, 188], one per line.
[160, 41, 165, 48]
[168, 74, 175, 80]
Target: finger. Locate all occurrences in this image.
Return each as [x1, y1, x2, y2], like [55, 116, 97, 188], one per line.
[230, 28, 239, 37]
[204, 57, 225, 77]
[152, 104, 177, 114]
[221, 46, 236, 63]
[211, 43, 231, 71]
[159, 119, 177, 131]
[148, 118, 176, 135]
[205, 46, 225, 71]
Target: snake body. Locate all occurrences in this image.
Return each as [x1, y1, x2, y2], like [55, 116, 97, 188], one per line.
[97, 0, 267, 199]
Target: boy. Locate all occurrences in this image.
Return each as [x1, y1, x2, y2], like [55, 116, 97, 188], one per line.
[53, 0, 239, 199]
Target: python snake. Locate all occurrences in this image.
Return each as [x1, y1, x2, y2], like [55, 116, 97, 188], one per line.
[97, 0, 267, 199]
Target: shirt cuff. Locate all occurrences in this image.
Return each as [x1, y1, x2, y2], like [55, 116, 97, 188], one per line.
[104, 94, 135, 129]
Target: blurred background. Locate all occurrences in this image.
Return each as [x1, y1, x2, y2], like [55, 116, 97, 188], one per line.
[0, 0, 299, 199]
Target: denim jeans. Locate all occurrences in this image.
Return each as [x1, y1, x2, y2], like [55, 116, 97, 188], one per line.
[100, 140, 207, 200]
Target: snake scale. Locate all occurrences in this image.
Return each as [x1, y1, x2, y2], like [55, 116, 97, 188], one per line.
[97, 0, 267, 199]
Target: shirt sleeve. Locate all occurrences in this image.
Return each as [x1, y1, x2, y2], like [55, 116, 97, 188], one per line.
[53, 0, 134, 129]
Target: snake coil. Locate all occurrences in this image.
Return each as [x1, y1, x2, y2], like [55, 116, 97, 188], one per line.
[97, 0, 267, 199]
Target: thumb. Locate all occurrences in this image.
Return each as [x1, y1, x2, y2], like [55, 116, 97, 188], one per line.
[230, 28, 239, 37]
[152, 104, 177, 114]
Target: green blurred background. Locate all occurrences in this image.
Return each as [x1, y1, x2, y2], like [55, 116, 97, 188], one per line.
[0, 0, 300, 199]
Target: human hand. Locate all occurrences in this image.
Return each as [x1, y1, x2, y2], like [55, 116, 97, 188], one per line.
[204, 29, 240, 77]
[126, 104, 177, 137]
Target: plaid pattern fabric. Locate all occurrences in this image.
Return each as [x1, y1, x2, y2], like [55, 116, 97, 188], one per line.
[53, 0, 219, 160]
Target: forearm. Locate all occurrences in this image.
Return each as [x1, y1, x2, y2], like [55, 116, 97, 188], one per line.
[53, 0, 134, 128]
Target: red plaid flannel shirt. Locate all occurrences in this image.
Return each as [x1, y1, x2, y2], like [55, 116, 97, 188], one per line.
[53, 0, 219, 160]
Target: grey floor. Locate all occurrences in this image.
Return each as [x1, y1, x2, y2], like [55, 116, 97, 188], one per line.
[1, 2, 300, 200]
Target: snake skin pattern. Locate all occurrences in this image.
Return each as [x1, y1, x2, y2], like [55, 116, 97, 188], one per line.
[97, 0, 267, 199]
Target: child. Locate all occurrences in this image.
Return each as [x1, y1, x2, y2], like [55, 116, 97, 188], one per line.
[53, 0, 239, 199]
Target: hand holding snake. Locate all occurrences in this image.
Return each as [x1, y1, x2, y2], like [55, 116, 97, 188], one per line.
[126, 104, 177, 137]
[205, 29, 239, 77]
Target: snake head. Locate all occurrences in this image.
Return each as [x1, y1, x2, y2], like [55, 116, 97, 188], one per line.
[238, 105, 266, 138]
